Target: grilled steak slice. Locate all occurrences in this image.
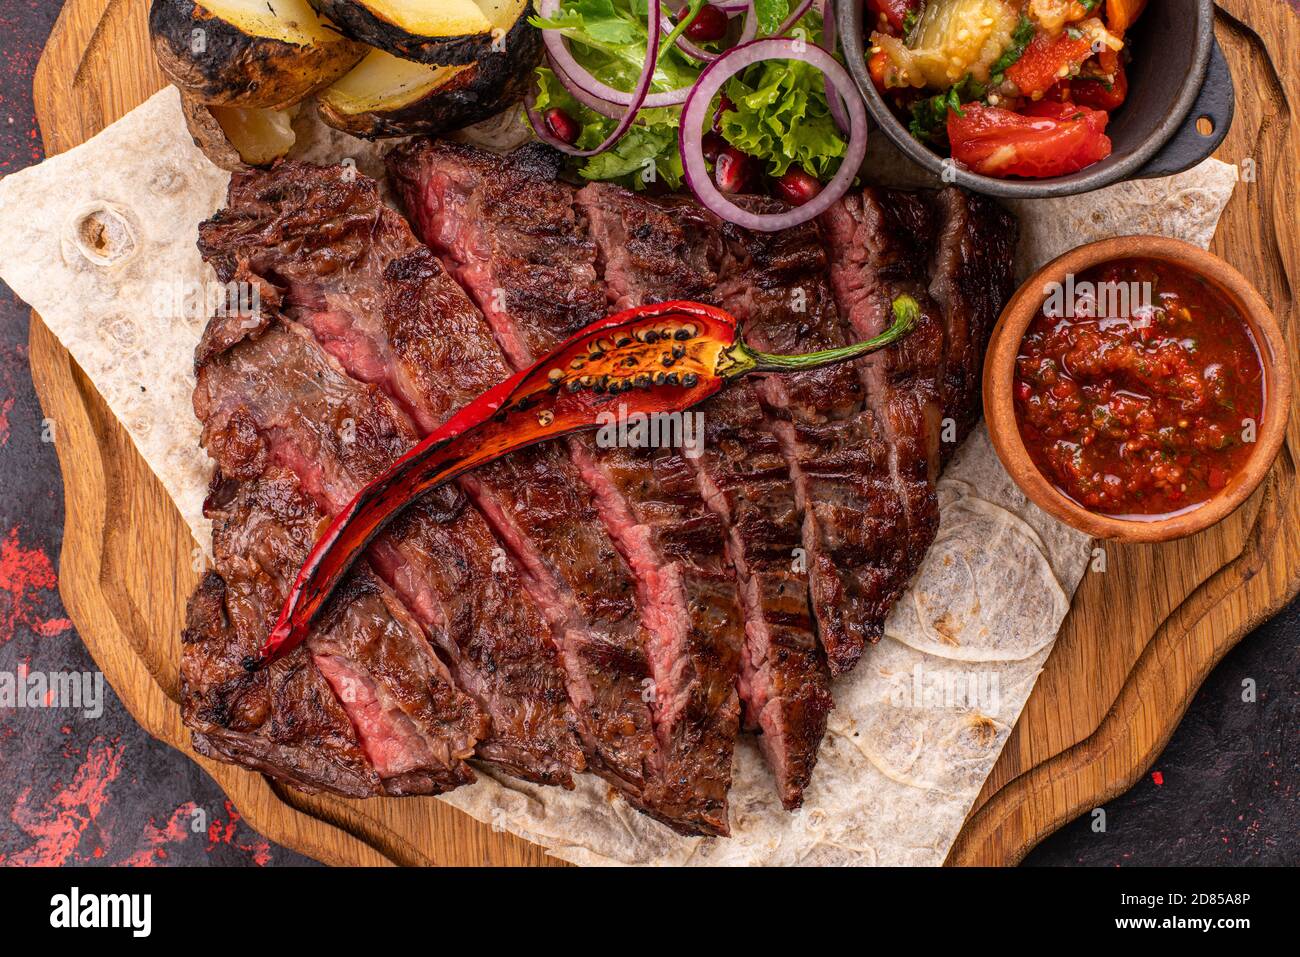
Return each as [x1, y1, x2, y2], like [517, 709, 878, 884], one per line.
[183, 564, 383, 797]
[193, 171, 584, 788]
[200, 163, 672, 818]
[710, 205, 905, 685]
[192, 293, 581, 789]
[391, 140, 745, 834]
[926, 188, 1019, 454]
[577, 183, 828, 808]
[819, 191, 946, 642]
[186, 466, 484, 796]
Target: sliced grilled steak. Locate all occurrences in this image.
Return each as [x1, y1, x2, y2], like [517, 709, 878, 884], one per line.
[200, 162, 679, 822]
[192, 168, 584, 788]
[577, 183, 829, 808]
[197, 313, 581, 789]
[390, 140, 745, 834]
[185, 466, 484, 796]
[926, 188, 1019, 453]
[819, 192, 946, 650]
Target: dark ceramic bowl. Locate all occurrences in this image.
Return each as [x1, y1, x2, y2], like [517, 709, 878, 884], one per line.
[838, 0, 1235, 198]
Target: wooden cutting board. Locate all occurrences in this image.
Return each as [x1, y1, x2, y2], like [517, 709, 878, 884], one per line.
[26, 0, 1299, 866]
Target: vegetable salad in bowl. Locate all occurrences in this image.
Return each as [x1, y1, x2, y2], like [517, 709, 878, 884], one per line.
[867, 0, 1146, 179]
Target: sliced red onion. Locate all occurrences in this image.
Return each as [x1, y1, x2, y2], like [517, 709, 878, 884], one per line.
[820, 1, 851, 134]
[775, 0, 814, 36]
[547, 54, 624, 119]
[539, 0, 692, 108]
[658, 0, 757, 63]
[679, 37, 867, 231]
[527, 2, 662, 155]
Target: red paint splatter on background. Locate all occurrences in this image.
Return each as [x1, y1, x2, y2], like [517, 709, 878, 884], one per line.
[207, 801, 272, 865]
[0, 396, 12, 446]
[0, 735, 124, 866]
[118, 800, 271, 866]
[1152, 771, 1165, 786]
[0, 525, 71, 642]
[119, 802, 200, 867]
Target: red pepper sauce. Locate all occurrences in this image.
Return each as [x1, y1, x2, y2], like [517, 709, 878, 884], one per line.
[1015, 258, 1264, 517]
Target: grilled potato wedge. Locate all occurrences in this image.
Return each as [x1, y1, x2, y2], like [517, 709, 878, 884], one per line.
[151, 0, 366, 109]
[317, 15, 540, 138]
[181, 95, 297, 170]
[310, 0, 530, 66]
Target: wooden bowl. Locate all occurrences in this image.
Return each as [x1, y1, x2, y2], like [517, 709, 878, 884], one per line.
[983, 236, 1292, 542]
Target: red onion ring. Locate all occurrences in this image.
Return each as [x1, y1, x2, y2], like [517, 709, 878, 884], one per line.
[539, 0, 692, 108]
[775, 0, 814, 36]
[820, 0, 851, 134]
[659, 0, 757, 63]
[547, 53, 625, 119]
[679, 37, 867, 231]
[527, 1, 662, 155]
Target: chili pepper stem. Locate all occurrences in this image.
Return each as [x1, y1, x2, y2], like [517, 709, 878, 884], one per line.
[719, 295, 920, 377]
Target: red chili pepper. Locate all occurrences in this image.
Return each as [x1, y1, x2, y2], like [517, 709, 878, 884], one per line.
[249, 296, 921, 670]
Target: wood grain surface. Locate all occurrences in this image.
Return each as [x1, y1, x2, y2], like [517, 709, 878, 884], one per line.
[26, 0, 1299, 866]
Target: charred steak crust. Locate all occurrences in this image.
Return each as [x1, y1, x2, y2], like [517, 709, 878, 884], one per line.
[186, 467, 484, 797]
[187, 164, 583, 793]
[389, 141, 747, 834]
[926, 188, 1019, 454]
[197, 161, 675, 817]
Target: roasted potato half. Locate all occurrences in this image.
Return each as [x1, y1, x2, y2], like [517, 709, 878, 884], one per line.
[181, 96, 297, 170]
[151, 0, 366, 109]
[317, 16, 541, 138]
[310, 0, 529, 66]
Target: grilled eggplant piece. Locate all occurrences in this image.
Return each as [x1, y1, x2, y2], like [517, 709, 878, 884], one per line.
[317, 17, 540, 138]
[181, 96, 297, 170]
[151, 0, 366, 109]
[309, 0, 529, 66]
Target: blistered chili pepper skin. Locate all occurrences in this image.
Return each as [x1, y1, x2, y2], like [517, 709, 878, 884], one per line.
[252, 298, 919, 670]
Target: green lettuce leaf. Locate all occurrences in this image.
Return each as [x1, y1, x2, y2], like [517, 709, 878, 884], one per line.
[528, 0, 849, 190]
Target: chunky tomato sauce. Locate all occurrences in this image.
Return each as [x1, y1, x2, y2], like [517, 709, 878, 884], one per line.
[1015, 258, 1264, 516]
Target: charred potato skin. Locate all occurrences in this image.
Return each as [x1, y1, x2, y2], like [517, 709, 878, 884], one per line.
[180, 94, 252, 171]
[308, 0, 511, 67]
[319, 17, 541, 139]
[150, 0, 365, 109]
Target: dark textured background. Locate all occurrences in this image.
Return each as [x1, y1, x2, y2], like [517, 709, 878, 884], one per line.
[0, 0, 1293, 867]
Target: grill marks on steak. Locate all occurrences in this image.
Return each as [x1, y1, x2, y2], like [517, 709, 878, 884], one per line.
[373, 251, 662, 807]
[926, 189, 1020, 454]
[578, 183, 831, 808]
[201, 162, 668, 813]
[182, 149, 1019, 827]
[186, 466, 482, 795]
[713, 208, 909, 685]
[191, 166, 583, 789]
[391, 141, 744, 834]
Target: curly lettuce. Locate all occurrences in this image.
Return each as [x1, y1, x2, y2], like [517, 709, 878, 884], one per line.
[528, 0, 846, 191]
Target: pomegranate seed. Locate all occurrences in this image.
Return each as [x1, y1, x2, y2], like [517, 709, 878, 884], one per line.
[683, 4, 728, 42]
[775, 168, 823, 206]
[712, 93, 733, 133]
[701, 132, 726, 164]
[544, 108, 580, 145]
[714, 146, 751, 194]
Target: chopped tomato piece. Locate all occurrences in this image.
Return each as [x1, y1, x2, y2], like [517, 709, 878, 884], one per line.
[948, 102, 1113, 179]
[866, 0, 920, 35]
[868, 48, 890, 94]
[1071, 63, 1128, 111]
[1107, 0, 1148, 35]
[1005, 29, 1097, 98]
